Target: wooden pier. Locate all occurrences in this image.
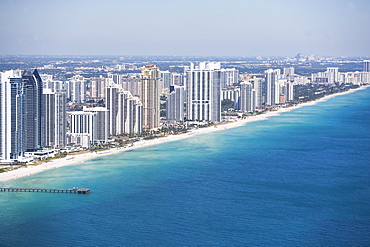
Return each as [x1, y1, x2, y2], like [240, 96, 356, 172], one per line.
[0, 187, 90, 194]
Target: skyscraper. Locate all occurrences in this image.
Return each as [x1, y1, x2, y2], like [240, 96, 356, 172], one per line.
[21, 70, 43, 152]
[240, 81, 255, 113]
[141, 65, 162, 131]
[43, 89, 66, 148]
[161, 70, 172, 89]
[185, 62, 221, 122]
[326, 67, 339, 84]
[250, 76, 263, 108]
[70, 75, 86, 103]
[0, 70, 23, 161]
[106, 84, 120, 136]
[0, 69, 43, 161]
[220, 68, 239, 88]
[264, 69, 280, 106]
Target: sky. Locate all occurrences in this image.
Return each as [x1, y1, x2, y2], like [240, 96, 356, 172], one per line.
[0, 0, 369, 57]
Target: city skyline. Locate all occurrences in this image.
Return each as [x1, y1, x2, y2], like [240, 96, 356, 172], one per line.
[1, 0, 370, 57]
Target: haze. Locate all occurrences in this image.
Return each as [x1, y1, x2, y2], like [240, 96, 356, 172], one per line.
[0, 0, 369, 57]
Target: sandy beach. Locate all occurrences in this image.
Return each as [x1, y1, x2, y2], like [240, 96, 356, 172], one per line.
[0, 85, 368, 183]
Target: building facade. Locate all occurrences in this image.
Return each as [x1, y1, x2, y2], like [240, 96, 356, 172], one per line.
[141, 65, 162, 131]
[185, 62, 221, 122]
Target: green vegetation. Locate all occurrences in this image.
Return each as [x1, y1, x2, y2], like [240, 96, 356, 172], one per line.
[221, 99, 234, 111]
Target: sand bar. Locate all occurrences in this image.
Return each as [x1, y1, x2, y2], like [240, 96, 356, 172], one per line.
[0, 85, 368, 183]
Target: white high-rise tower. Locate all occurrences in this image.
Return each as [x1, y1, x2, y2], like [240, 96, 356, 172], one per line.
[185, 62, 221, 122]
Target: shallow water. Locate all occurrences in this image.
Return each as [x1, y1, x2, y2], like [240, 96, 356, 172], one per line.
[1, 88, 370, 246]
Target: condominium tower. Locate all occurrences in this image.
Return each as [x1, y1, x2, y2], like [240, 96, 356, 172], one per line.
[141, 65, 162, 131]
[185, 62, 221, 122]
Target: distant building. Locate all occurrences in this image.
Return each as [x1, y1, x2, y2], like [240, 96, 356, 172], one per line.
[364, 60, 370, 72]
[121, 73, 141, 97]
[141, 65, 162, 131]
[172, 73, 184, 86]
[220, 68, 239, 88]
[326, 67, 339, 84]
[90, 76, 107, 98]
[185, 62, 221, 122]
[69, 75, 86, 103]
[161, 70, 172, 88]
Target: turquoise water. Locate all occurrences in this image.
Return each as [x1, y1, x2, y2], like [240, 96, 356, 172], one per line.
[1, 88, 370, 246]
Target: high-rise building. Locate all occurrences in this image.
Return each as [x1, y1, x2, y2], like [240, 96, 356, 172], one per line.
[264, 69, 280, 106]
[220, 68, 239, 88]
[90, 76, 107, 98]
[43, 89, 66, 148]
[364, 60, 370, 72]
[0, 69, 43, 161]
[106, 85, 120, 136]
[161, 71, 172, 88]
[141, 65, 162, 131]
[83, 107, 108, 144]
[166, 85, 185, 121]
[68, 111, 95, 148]
[0, 70, 24, 161]
[121, 73, 141, 97]
[283, 67, 295, 76]
[326, 67, 339, 84]
[117, 92, 142, 134]
[70, 75, 86, 103]
[250, 76, 263, 108]
[185, 62, 221, 122]
[172, 73, 184, 86]
[21, 70, 43, 152]
[240, 81, 255, 113]
[106, 83, 143, 135]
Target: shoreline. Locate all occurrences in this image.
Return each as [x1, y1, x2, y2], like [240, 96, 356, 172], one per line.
[0, 85, 369, 183]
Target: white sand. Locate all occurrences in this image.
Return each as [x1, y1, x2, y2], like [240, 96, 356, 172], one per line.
[0, 85, 368, 183]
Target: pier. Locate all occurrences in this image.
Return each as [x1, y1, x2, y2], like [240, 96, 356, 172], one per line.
[0, 187, 90, 194]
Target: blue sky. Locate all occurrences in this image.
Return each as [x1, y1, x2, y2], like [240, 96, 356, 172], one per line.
[0, 0, 369, 56]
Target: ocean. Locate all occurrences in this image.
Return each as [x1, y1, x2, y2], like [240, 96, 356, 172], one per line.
[1, 88, 370, 246]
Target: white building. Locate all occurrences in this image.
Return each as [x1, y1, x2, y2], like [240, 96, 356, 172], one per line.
[0, 70, 24, 162]
[185, 62, 221, 122]
[240, 81, 255, 113]
[68, 107, 108, 148]
[70, 75, 86, 103]
[264, 69, 280, 106]
[250, 76, 263, 108]
[161, 70, 172, 88]
[106, 84, 143, 135]
[327, 67, 339, 84]
[220, 68, 239, 88]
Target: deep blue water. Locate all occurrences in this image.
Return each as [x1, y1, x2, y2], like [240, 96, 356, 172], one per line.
[1, 88, 370, 246]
